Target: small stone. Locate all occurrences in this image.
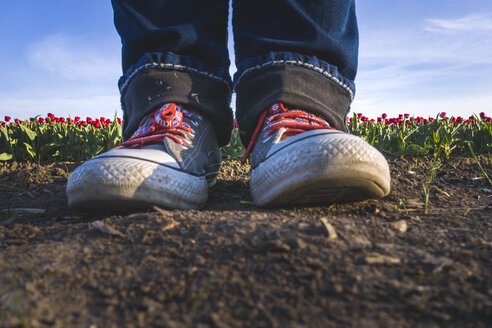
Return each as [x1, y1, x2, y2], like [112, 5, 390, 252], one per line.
[298, 239, 307, 249]
[391, 220, 408, 233]
[266, 239, 291, 252]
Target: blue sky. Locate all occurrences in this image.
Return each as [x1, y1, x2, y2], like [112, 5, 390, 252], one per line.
[1, 0, 491, 121]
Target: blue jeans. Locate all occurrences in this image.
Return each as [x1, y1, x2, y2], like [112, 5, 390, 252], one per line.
[112, 0, 358, 146]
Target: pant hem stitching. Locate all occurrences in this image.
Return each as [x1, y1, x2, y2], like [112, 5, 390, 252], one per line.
[119, 62, 232, 95]
[235, 60, 354, 100]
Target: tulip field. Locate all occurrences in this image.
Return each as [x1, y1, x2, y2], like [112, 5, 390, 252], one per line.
[1, 112, 491, 162]
[0, 114, 122, 162]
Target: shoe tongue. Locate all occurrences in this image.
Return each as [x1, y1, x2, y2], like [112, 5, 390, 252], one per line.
[128, 103, 183, 140]
[269, 103, 289, 115]
[158, 104, 197, 164]
[154, 103, 183, 129]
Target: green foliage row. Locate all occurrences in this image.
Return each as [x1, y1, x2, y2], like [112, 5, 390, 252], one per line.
[1, 114, 491, 162]
[0, 118, 121, 162]
[347, 114, 492, 158]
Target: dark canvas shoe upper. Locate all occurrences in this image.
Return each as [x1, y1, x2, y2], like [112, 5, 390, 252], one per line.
[242, 103, 338, 168]
[102, 103, 222, 183]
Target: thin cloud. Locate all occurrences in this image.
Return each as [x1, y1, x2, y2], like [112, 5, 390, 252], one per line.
[26, 33, 121, 82]
[360, 29, 492, 65]
[426, 12, 492, 32]
[359, 11, 492, 67]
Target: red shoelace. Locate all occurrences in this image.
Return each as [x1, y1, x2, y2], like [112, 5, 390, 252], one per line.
[119, 103, 196, 149]
[241, 103, 335, 163]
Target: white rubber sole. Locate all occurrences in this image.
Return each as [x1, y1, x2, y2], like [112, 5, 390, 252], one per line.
[250, 133, 391, 207]
[66, 156, 209, 210]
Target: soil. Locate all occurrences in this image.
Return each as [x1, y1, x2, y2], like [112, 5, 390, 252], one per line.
[0, 156, 491, 327]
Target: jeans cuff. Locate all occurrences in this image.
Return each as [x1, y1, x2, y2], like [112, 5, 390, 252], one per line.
[234, 56, 353, 146]
[119, 53, 233, 147]
[119, 52, 232, 95]
[234, 51, 355, 100]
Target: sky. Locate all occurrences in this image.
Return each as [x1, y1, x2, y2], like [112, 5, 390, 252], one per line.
[0, 0, 491, 121]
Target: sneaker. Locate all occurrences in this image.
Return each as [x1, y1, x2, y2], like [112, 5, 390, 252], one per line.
[66, 103, 222, 210]
[242, 103, 391, 207]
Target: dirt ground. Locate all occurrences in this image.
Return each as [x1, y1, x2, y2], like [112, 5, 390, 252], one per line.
[0, 155, 491, 328]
